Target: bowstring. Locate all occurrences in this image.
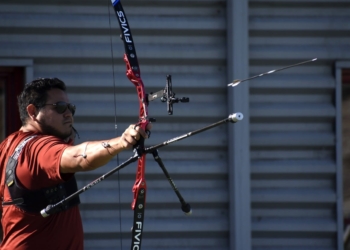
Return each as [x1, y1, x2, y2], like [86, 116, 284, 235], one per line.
[107, 1, 123, 249]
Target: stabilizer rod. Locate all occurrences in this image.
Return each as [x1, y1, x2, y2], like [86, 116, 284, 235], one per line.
[145, 112, 243, 153]
[40, 112, 243, 217]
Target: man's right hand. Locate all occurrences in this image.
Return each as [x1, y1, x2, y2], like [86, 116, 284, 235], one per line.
[119, 124, 151, 150]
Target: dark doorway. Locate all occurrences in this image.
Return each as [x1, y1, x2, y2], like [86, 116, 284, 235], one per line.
[0, 67, 25, 140]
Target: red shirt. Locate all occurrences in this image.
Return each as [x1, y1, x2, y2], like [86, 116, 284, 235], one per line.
[0, 131, 83, 250]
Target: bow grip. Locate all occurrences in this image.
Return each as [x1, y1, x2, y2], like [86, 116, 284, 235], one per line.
[133, 120, 150, 157]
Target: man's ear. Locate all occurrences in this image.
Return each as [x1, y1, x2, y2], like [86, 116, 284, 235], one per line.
[26, 104, 38, 120]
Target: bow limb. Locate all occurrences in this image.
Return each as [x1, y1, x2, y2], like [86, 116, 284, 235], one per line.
[111, 0, 149, 249]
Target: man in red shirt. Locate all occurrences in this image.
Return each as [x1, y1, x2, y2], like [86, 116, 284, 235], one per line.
[0, 78, 149, 249]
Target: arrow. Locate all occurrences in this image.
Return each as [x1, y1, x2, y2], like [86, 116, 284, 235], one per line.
[228, 58, 317, 87]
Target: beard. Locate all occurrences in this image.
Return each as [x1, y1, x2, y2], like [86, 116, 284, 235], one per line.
[37, 117, 73, 140]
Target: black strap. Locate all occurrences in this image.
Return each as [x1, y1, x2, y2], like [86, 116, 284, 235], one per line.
[3, 136, 80, 214]
[5, 136, 36, 187]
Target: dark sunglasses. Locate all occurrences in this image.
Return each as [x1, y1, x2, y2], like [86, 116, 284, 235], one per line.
[43, 102, 76, 116]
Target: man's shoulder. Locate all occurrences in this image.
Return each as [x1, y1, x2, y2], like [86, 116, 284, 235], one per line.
[1, 131, 67, 156]
[0, 131, 32, 152]
[31, 134, 66, 146]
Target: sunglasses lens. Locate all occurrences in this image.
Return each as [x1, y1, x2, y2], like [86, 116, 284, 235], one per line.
[68, 104, 76, 115]
[55, 102, 67, 114]
[55, 102, 76, 116]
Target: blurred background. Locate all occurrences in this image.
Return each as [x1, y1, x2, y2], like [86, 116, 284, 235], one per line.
[0, 0, 349, 249]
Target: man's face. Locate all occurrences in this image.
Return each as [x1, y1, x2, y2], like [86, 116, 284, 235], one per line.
[35, 88, 74, 140]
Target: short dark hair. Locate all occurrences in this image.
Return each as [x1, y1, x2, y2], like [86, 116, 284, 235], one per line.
[17, 78, 67, 125]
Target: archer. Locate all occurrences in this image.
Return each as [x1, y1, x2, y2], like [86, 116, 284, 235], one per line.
[0, 77, 149, 250]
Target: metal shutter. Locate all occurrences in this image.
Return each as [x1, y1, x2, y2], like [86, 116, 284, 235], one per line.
[249, 0, 348, 249]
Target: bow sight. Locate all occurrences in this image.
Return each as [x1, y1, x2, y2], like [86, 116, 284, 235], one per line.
[147, 75, 189, 115]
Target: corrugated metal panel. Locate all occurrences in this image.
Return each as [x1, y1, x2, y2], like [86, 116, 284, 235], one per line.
[0, 0, 228, 249]
[249, 0, 349, 249]
[226, 0, 251, 249]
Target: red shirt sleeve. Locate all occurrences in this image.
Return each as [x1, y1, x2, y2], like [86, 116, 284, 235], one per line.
[16, 135, 72, 190]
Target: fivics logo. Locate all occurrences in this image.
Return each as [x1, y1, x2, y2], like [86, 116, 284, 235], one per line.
[132, 221, 142, 250]
[117, 11, 132, 43]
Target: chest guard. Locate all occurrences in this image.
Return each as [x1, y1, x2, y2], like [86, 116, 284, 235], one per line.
[2, 136, 80, 214]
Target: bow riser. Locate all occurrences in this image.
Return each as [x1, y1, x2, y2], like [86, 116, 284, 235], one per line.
[123, 55, 148, 119]
[132, 155, 147, 210]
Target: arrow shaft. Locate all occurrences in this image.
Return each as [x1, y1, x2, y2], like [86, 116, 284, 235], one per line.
[228, 58, 317, 87]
